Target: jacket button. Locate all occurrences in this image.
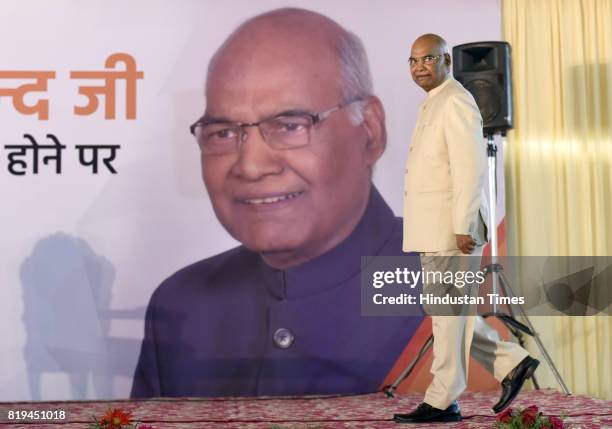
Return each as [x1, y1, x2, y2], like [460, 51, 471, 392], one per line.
[273, 328, 294, 349]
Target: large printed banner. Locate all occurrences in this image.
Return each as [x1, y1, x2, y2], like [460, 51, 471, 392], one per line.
[0, 0, 501, 400]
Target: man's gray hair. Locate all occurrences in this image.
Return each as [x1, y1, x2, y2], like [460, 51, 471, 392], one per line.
[207, 8, 374, 126]
[335, 30, 373, 125]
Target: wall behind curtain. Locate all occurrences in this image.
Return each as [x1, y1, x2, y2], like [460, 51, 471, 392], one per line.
[502, 0, 612, 399]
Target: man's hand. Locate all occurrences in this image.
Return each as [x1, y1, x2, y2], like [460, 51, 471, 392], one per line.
[456, 234, 476, 254]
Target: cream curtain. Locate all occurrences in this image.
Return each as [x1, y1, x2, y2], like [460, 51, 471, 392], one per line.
[502, 0, 612, 400]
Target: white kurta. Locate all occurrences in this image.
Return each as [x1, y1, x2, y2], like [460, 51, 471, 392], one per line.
[403, 77, 489, 252]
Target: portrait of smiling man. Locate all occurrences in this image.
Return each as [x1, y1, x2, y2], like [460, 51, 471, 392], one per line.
[131, 7, 423, 397]
[199, 16, 377, 270]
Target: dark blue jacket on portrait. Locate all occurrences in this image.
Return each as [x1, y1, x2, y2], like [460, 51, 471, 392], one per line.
[131, 186, 423, 397]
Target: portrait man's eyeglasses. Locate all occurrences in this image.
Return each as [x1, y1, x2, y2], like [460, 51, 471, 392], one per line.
[408, 54, 446, 67]
[189, 99, 362, 156]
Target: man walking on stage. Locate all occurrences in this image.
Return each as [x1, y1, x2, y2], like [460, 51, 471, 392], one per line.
[395, 33, 539, 423]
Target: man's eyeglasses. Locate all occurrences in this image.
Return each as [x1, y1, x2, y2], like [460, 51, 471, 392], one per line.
[408, 54, 446, 67]
[189, 99, 361, 156]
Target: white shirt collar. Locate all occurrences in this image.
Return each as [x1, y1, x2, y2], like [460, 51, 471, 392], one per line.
[427, 75, 453, 98]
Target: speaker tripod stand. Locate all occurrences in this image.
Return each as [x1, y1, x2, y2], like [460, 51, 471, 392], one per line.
[383, 134, 571, 398]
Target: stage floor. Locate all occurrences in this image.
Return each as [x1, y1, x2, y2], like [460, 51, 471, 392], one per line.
[1, 389, 611, 428]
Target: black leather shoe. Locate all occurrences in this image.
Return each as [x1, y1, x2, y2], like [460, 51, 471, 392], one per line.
[393, 401, 461, 423]
[493, 356, 540, 413]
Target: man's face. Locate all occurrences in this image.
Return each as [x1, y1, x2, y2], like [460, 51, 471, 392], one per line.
[201, 30, 376, 268]
[410, 38, 449, 92]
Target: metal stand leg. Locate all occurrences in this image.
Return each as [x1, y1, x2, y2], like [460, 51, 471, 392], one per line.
[383, 335, 433, 398]
[497, 270, 571, 394]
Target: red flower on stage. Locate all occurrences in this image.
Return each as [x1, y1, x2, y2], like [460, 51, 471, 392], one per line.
[90, 407, 148, 429]
[101, 408, 133, 429]
[521, 404, 539, 425]
[494, 404, 563, 429]
[549, 416, 564, 429]
[496, 407, 514, 423]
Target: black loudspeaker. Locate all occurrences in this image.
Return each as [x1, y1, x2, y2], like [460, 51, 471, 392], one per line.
[452, 42, 513, 136]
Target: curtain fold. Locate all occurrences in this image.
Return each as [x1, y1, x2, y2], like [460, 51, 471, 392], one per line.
[502, 0, 612, 400]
